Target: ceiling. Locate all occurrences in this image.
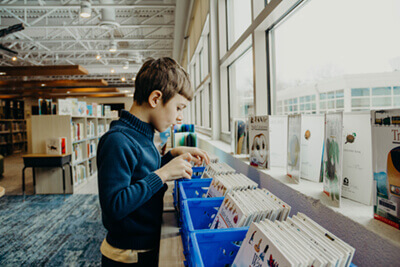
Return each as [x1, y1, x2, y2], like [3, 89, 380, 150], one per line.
[0, 0, 182, 97]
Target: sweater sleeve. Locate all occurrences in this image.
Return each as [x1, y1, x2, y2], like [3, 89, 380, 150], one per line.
[97, 132, 164, 221]
[160, 150, 174, 167]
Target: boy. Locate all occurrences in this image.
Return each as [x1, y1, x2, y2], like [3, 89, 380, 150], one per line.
[97, 57, 210, 266]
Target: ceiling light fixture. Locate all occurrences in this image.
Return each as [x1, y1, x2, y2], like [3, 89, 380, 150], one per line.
[109, 41, 117, 53]
[12, 56, 17, 61]
[67, 91, 70, 94]
[96, 54, 101, 60]
[110, 68, 115, 73]
[132, 77, 136, 81]
[0, 72, 6, 75]
[122, 61, 129, 70]
[80, 1, 92, 18]
[121, 77, 126, 82]
[41, 83, 46, 87]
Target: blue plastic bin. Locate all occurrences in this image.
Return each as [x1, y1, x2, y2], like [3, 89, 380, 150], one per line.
[188, 228, 248, 267]
[173, 166, 206, 211]
[188, 230, 358, 267]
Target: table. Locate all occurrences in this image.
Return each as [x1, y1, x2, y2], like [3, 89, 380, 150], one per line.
[22, 153, 72, 201]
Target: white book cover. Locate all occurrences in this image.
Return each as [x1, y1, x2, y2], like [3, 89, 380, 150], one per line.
[342, 112, 373, 205]
[206, 178, 226, 198]
[269, 115, 288, 168]
[70, 98, 79, 116]
[300, 115, 324, 182]
[287, 114, 301, 183]
[371, 109, 400, 228]
[323, 112, 344, 207]
[210, 194, 247, 229]
[231, 118, 248, 155]
[77, 101, 87, 116]
[249, 116, 270, 169]
[46, 138, 62, 155]
[58, 99, 72, 115]
[232, 223, 294, 267]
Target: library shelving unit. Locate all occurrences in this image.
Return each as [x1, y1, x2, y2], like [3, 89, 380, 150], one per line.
[30, 115, 116, 194]
[0, 119, 27, 156]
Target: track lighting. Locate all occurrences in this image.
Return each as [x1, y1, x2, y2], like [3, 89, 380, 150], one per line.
[80, 1, 91, 18]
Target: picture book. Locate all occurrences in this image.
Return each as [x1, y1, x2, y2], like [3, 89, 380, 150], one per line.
[58, 99, 72, 115]
[300, 114, 324, 182]
[269, 115, 288, 168]
[231, 118, 248, 155]
[287, 114, 301, 183]
[249, 115, 270, 169]
[342, 112, 373, 205]
[323, 112, 344, 207]
[371, 109, 400, 229]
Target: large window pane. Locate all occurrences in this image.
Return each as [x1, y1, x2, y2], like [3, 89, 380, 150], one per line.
[228, 48, 254, 119]
[226, 0, 252, 48]
[273, 0, 400, 114]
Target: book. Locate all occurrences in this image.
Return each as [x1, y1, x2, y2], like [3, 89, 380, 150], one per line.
[77, 101, 87, 116]
[269, 115, 288, 168]
[173, 132, 197, 147]
[323, 112, 344, 207]
[249, 115, 270, 169]
[300, 114, 324, 182]
[92, 103, 98, 117]
[287, 114, 301, 183]
[70, 98, 79, 116]
[58, 99, 72, 115]
[371, 109, 400, 229]
[342, 112, 373, 205]
[206, 173, 258, 198]
[86, 104, 93, 116]
[231, 118, 248, 155]
[232, 213, 355, 267]
[202, 162, 236, 178]
[45, 137, 66, 155]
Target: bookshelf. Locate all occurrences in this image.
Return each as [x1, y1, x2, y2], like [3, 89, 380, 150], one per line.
[30, 115, 116, 194]
[0, 119, 27, 156]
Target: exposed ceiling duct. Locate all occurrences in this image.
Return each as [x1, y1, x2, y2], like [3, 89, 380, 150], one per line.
[99, 0, 120, 29]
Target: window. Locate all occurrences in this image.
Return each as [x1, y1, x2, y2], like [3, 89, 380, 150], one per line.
[226, 0, 252, 48]
[228, 48, 254, 120]
[271, 0, 400, 114]
[199, 49, 203, 81]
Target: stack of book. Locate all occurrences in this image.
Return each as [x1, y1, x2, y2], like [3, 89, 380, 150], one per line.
[233, 213, 355, 266]
[210, 189, 291, 229]
[206, 173, 258, 198]
[202, 162, 236, 178]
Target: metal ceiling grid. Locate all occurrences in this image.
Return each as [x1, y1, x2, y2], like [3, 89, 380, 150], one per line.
[0, 0, 176, 88]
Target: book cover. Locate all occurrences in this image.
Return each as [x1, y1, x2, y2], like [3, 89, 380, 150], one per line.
[46, 137, 65, 155]
[92, 103, 98, 117]
[210, 194, 247, 229]
[231, 118, 248, 155]
[70, 98, 79, 116]
[371, 109, 400, 229]
[86, 104, 93, 116]
[300, 114, 324, 182]
[57, 99, 72, 115]
[269, 115, 288, 168]
[249, 115, 270, 169]
[287, 114, 301, 183]
[97, 104, 102, 117]
[77, 101, 86, 116]
[342, 112, 373, 205]
[232, 223, 294, 267]
[323, 112, 344, 207]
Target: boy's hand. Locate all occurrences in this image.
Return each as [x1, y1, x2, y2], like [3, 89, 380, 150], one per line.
[171, 147, 210, 166]
[155, 153, 194, 182]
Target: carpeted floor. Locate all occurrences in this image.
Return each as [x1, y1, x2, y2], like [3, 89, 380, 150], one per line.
[0, 194, 105, 266]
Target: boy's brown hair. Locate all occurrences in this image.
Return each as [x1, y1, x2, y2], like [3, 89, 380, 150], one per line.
[134, 57, 193, 105]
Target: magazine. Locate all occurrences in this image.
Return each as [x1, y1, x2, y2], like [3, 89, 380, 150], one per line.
[249, 115, 270, 169]
[231, 118, 248, 155]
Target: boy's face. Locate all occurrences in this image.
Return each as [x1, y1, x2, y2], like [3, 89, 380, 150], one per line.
[152, 93, 189, 132]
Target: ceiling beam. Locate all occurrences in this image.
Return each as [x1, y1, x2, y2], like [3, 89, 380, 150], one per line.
[22, 25, 174, 29]
[0, 79, 108, 88]
[2, 37, 174, 43]
[13, 48, 172, 54]
[0, 65, 89, 76]
[0, 87, 119, 94]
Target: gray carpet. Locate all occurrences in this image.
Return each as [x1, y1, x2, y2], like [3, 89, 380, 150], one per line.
[0, 194, 106, 266]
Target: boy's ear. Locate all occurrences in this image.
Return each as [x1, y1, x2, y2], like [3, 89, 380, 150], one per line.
[148, 90, 163, 108]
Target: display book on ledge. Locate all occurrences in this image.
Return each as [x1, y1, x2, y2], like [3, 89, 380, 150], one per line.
[178, 159, 356, 267]
[231, 109, 400, 230]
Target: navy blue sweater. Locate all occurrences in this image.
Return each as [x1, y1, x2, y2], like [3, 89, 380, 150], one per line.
[97, 110, 174, 250]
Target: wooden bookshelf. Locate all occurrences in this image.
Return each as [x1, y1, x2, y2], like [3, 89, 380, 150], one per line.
[0, 119, 27, 156]
[30, 115, 117, 194]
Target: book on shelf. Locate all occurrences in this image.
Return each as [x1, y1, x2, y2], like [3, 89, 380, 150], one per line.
[92, 103, 98, 117]
[231, 118, 248, 155]
[323, 112, 344, 207]
[86, 104, 93, 116]
[87, 140, 96, 158]
[342, 112, 373, 206]
[173, 124, 195, 133]
[72, 143, 84, 163]
[74, 164, 87, 185]
[71, 122, 84, 142]
[287, 114, 302, 183]
[173, 132, 197, 147]
[97, 104, 103, 117]
[58, 99, 72, 115]
[269, 115, 288, 168]
[372, 109, 400, 229]
[249, 116, 269, 168]
[232, 213, 355, 267]
[77, 101, 87, 117]
[300, 114, 324, 182]
[38, 99, 52, 115]
[210, 188, 291, 229]
[87, 121, 95, 138]
[104, 105, 111, 117]
[202, 162, 235, 178]
[206, 173, 258, 198]
[46, 137, 66, 155]
[88, 159, 95, 176]
[70, 98, 79, 116]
